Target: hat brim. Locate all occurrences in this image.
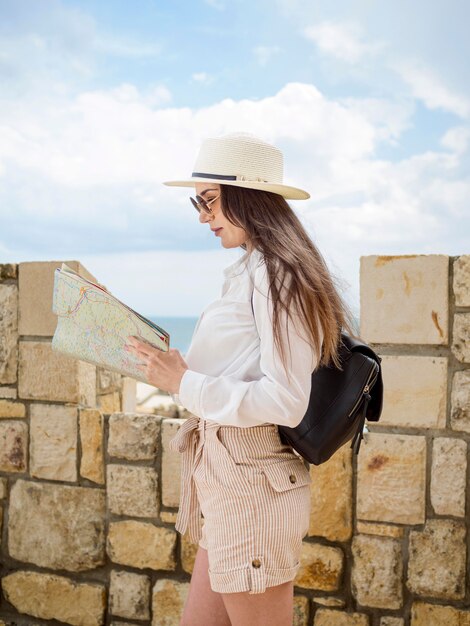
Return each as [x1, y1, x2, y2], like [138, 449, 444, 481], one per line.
[162, 178, 310, 200]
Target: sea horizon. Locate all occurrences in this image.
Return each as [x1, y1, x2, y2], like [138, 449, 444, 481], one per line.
[148, 316, 199, 355]
[149, 315, 361, 356]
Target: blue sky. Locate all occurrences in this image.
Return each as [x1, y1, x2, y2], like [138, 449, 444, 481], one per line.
[1, 0, 469, 317]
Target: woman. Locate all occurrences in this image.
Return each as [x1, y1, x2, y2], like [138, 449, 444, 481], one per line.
[125, 132, 356, 626]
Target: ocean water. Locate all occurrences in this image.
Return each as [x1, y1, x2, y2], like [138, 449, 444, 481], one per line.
[150, 316, 199, 356]
[150, 315, 361, 357]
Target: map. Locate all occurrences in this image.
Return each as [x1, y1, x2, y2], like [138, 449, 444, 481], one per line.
[51, 263, 170, 383]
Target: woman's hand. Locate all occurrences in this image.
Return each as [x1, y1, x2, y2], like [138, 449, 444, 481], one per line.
[124, 336, 188, 395]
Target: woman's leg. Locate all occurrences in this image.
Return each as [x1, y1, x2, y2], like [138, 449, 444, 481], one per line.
[221, 581, 294, 626]
[180, 545, 232, 626]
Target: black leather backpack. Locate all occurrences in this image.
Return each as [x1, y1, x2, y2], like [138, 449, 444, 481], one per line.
[251, 295, 383, 465]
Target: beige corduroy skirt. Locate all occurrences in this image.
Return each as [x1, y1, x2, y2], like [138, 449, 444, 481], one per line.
[168, 415, 312, 594]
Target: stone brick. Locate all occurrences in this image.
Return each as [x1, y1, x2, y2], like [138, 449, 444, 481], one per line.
[360, 254, 449, 345]
[19, 260, 97, 336]
[431, 437, 467, 516]
[9, 479, 105, 571]
[314, 609, 369, 626]
[161, 418, 185, 508]
[1, 570, 105, 625]
[451, 370, 470, 432]
[155, 403, 180, 418]
[452, 313, 470, 362]
[380, 619, 404, 626]
[308, 441, 352, 541]
[0, 263, 17, 280]
[181, 532, 198, 574]
[107, 464, 159, 517]
[378, 356, 447, 428]
[108, 520, 176, 570]
[407, 519, 466, 600]
[30, 404, 77, 482]
[0, 284, 18, 384]
[97, 367, 122, 393]
[355, 522, 404, 538]
[453, 255, 470, 306]
[294, 542, 344, 591]
[19, 340, 96, 404]
[79, 408, 104, 484]
[152, 579, 190, 626]
[97, 391, 121, 413]
[0, 386, 17, 399]
[351, 535, 403, 609]
[0, 477, 7, 499]
[160, 510, 178, 524]
[109, 569, 150, 620]
[411, 601, 470, 626]
[122, 376, 137, 412]
[313, 597, 345, 607]
[108, 412, 160, 461]
[356, 433, 426, 524]
[0, 420, 27, 472]
[293, 594, 309, 626]
[0, 399, 26, 418]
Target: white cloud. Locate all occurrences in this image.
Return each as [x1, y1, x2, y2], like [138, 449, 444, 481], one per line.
[392, 60, 470, 118]
[94, 36, 162, 59]
[145, 85, 173, 107]
[441, 126, 470, 154]
[203, 0, 225, 9]
[296, 10, 470, 125]
[0, 0, 163, 99]
[190, 72, 215, 85]
[303, 20, 384, 63]
[2, 0, 468, 324]
[77, 248, 243, 317]
[1, 78, 468, 316]
[0, 82, 381, 189]
[337, 96, 415, 145]
[253, 45, 281, 67]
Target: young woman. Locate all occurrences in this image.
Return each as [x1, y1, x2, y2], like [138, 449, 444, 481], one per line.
[125, 132, 356, 626]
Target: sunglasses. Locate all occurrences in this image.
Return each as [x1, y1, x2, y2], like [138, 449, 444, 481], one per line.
[190, 193, 220, 216]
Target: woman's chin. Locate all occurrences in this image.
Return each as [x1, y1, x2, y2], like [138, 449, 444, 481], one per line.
[219, 236, 245, 250]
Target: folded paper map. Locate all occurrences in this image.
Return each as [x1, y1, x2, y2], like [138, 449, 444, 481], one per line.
[51, 263, 170, 383]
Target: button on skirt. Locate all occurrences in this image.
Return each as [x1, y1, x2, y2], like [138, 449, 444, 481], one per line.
[168, 416, 312, 595]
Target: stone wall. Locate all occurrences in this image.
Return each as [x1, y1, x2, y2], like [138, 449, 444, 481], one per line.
[0, 254, 469, 625]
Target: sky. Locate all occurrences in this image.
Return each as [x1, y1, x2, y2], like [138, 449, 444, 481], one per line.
[1, 0, 469, 318]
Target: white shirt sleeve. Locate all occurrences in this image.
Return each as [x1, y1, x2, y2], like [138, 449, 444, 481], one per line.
[176, 262, 322, 428]
[170, 391, 181, 405]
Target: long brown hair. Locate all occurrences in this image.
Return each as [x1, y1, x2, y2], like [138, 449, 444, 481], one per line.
[220, 184, 359, 375]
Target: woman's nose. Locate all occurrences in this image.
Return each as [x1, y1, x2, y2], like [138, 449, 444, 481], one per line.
[199, 211, 212, 224]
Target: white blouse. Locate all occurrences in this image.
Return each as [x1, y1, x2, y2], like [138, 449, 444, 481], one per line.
[171, 247, 323, 429]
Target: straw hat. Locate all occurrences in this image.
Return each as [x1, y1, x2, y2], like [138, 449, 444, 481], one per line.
[162, 131, 310, 200]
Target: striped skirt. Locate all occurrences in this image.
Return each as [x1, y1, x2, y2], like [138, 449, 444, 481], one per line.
[168, 415, 312, 594]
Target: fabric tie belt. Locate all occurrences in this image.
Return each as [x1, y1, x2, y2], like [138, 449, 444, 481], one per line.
[168, 415, 218, 544]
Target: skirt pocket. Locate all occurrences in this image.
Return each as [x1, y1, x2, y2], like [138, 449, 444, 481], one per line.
[261, 458, 312, 538]
[261, 458, 312, 492]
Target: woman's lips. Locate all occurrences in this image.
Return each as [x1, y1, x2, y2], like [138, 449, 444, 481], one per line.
[214, 228, 223, 236]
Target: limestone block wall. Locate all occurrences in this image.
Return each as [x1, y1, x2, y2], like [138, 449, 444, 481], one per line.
[0, 254, 469, 626]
